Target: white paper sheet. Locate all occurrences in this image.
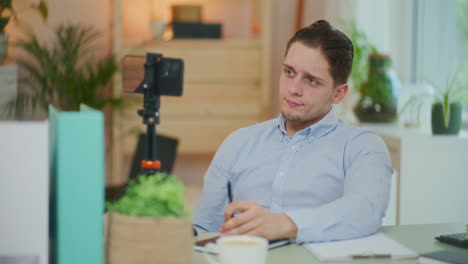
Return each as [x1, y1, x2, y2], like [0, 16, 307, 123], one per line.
[304, 233, 418, 261]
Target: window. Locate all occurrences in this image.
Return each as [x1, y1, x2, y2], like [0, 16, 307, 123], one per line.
[413, 0, 468, 127]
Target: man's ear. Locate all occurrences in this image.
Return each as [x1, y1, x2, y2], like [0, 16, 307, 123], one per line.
[332, 83, 348, 104]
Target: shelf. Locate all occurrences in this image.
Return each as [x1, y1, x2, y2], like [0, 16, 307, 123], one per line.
[111, 0, 272, 184]
[121, 39, 262, 51]
[117, 39, 262, 86]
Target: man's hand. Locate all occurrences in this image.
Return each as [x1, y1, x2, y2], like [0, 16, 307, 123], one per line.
[219, 201, 298, 241]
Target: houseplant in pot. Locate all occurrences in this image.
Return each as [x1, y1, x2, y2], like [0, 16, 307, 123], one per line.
[431, 68, 468, 135]
[4, 22, 119, 116]
[339, 20, 377, 121]
[354, 53, 400, 123]
[105, 172, 193, 264]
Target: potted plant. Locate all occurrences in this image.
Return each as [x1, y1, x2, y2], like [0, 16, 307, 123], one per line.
[354, 53, 400, 123]
[339, 20, 378, 121]
[105, 172, 193, 264]
[3, 22, 119, 117]
[0, 0, 47, 63]
[431, 67, 468, 135]
[342, 20, 401, 123]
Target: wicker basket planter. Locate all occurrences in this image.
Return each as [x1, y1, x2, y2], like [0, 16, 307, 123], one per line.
[106, 212, 193, 264]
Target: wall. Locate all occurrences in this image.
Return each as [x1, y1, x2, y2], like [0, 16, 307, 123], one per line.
[354, 0, 413, 84]
[121, 0, 253, 43]
[269, 0, 298, 117]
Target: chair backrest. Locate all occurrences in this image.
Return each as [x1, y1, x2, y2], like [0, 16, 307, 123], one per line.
[382, 169, 398, 226]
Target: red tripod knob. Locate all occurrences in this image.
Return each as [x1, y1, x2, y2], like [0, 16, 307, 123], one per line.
[141, 160, 161, 170]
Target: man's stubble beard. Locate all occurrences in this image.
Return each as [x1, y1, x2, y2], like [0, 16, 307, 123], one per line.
[281, 109, 306, 123]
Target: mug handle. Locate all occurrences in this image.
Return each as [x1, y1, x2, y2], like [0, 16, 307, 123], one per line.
[202, 243, 219, 264]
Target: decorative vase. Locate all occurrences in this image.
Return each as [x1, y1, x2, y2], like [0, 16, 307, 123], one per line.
[354, 53, 400, 123]
[152, 20, 167, 40]
[431, 102, 462, 135]
[106, 212, 193, 264]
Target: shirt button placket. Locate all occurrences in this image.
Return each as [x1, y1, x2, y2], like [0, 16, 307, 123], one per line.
[271, 170, 285, 213]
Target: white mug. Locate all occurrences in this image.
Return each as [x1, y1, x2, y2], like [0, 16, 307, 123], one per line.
[204, 235, 268, 264]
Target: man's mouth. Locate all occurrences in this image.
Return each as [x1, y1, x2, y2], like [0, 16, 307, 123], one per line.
[284, 98, 303, 107]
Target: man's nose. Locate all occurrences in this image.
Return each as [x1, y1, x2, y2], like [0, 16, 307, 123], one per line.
[288, 77, 303, 96]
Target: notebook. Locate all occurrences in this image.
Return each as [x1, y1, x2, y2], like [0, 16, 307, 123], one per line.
[304, 233, 418, 261]
[419, 250, 468, 264]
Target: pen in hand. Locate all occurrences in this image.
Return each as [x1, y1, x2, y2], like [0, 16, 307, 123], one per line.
[226, 181, 240, 218]
[222, 181, 235, 234]
[227, 181, 233, 203]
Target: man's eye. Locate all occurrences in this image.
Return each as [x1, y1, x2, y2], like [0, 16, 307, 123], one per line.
[305, 77, 317, 86]
[284, 68, 294, 77]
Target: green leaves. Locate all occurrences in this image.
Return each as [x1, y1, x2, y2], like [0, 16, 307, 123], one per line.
[443, 92, 450, 128]
[0, 0, 11, 33]
[106, 173, 189, 218]
[0, 0, 12, 9]
[5, 23, 120, 117]
[0, 0, 47, 33]
[342, 20, 378, 91]
[431, 66, 468, 128]
[0, 17, 9, 32]
[30, 1, 48, 22]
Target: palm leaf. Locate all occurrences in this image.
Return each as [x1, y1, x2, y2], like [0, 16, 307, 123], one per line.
[0, 0, 12, 9]
[9, 23, 120, 116]
[342, 19, 378, 90]
[2, 92, 39, 118]
[443, 91, 450, 128]
[30, 1, 48, 22]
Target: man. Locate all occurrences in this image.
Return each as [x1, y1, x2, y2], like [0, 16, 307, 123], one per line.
[193, 20, 392, 243]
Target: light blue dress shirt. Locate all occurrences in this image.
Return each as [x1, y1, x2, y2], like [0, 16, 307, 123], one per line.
[193, 109, 393, 243]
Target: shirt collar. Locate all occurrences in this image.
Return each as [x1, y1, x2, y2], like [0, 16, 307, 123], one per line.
[276, 108, 339, 141]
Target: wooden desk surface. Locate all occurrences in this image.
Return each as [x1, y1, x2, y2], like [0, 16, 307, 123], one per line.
[193, 222, 467, 264]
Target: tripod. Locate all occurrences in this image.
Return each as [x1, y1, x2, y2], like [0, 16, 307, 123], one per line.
[136, 53, 164, 175]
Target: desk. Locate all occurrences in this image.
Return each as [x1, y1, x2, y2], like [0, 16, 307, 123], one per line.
[193, 223, 467, 263]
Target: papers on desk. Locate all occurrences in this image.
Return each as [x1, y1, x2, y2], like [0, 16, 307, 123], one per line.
[304, 233, 418, 261]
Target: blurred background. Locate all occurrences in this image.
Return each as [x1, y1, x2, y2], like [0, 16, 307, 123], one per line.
[1, 0, 467, 195]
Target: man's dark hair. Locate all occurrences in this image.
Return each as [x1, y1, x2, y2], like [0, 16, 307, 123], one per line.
[285, 20, 354, 85]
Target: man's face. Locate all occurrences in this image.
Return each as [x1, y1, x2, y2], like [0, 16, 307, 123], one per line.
[279, 42, 347, 131]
